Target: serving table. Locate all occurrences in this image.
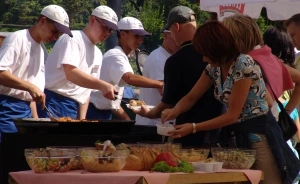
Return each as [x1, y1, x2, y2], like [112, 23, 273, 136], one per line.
[9, 169, 263, 184]
[1, 124, 161, 184]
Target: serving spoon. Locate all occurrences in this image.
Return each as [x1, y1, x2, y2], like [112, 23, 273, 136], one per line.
[101, 140, 111, 157]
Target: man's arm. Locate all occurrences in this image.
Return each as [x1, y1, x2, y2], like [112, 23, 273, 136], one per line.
[63, 64, 117, 100]
[122, 72, 163, 89]
[0, 70, 45, 106]
[157, 80, 163, 96]
[112, 107, 131, 120]
[134, 101, 173, 119]
[0, 70, 38, 93]
[30, 102, 38, 118]
[78, 97, 90, 120]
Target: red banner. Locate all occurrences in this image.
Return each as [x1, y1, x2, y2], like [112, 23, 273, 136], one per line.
[219, 4, 245, 16]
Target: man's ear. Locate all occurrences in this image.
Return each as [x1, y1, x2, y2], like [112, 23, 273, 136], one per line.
[174, 23, 180, 32]
[89, 16, 97, 26]
[38, 16, 47, 25]
[120, 31, 127, 38]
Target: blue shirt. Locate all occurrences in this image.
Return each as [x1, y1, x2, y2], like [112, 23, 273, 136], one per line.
[205, 54, 268, 122]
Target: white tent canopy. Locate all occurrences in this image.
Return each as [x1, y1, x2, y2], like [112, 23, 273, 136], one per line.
[200, 0, 300, 21]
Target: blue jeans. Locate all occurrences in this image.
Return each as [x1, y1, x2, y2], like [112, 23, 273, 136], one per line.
[37, 89, 79, 119]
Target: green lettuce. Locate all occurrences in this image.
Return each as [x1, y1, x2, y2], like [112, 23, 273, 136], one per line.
[151, 161, 194, 173]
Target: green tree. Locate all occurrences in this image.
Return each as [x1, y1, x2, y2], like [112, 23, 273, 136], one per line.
[0, 0, 282, 52]
[122, 0, 164, 51]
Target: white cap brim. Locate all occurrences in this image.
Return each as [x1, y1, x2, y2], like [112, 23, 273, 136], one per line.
[131, 29, 151, 36]
[54, 22, 73, 37]
[102, 19, 118, 31]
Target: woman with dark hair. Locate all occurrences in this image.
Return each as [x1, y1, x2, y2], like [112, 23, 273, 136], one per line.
[161, 21, 300, 184]
[264, 26, 300, 168]
[263, 26, 295, 67]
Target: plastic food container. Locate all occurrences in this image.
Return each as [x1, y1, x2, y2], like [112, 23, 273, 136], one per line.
[25, 148, 77, 173]
[46, 146, 84, 170]
[191, 161, 223, 172]
[156, 123, 175, 136]
[211, 148, 256, 169]
[79, 148, 129, 172]
[213, 162, 223, 172]
[174, 149, 210, 162]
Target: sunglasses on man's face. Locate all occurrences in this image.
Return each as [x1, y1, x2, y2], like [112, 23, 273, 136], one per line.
[95, 18, 113, 33]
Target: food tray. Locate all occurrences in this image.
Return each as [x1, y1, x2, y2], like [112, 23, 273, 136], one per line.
[13, 118, 136, 135]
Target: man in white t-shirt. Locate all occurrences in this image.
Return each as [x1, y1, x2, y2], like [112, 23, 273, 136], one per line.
[86, 17, 164, 120]
[37, 6, 119, 119]
[135, 30, 178, 125]
[0, 5, 72, 138]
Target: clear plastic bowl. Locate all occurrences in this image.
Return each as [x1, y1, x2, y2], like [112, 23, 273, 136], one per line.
[211, 148, 256, 169]
[78, 148, 129, 172]
[46, 146, 85, 170]
[174, 148, 210, 162]
[25, 148, 76, 173]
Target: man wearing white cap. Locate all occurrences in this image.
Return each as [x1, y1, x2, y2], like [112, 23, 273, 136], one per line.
[86, 17, 164, 120]
[0, 5, 72, 138]
[38, 6, 119, 119]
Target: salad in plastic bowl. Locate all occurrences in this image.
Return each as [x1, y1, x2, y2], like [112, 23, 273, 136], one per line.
[25, 148, 76, 173]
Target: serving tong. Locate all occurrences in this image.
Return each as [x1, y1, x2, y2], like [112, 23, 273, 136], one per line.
[114, 91, 129, 104]
[44, 106, 59, 121]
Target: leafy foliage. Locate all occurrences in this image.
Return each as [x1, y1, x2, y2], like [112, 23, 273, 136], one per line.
[0, 0, 283, 52]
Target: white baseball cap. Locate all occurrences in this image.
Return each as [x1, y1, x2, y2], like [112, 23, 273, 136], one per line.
[117, 17, 151, 36]
[92, 6, 118, 30]
[41, 5, 72, 37]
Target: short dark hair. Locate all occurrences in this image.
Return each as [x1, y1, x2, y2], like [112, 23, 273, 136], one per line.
[286, 14, 300, 27]
[193, 21, 240, 65]
[37, 15, 54, 23]
[116, 30, 129, 39]
[263, 26, 295, 68]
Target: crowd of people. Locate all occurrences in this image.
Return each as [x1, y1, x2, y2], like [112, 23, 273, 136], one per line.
[2, 3, 300, 184]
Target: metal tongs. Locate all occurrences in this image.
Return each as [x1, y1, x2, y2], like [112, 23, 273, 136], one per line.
[44, 106, 59, 121]
[114, 92, 128, 104]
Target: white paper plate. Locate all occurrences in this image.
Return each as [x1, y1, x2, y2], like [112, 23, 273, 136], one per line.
[126, 104, 155, 110]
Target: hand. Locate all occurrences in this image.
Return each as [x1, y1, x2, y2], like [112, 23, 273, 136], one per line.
[28, 85, 46, 108]
[168, 123, 194, 139]
[157, 82, 164, 96]
[132, 105, 150, 117]
[158, 87, 163, 96]
[99, 82, 118, 100]
[161, 108, 179, 123]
